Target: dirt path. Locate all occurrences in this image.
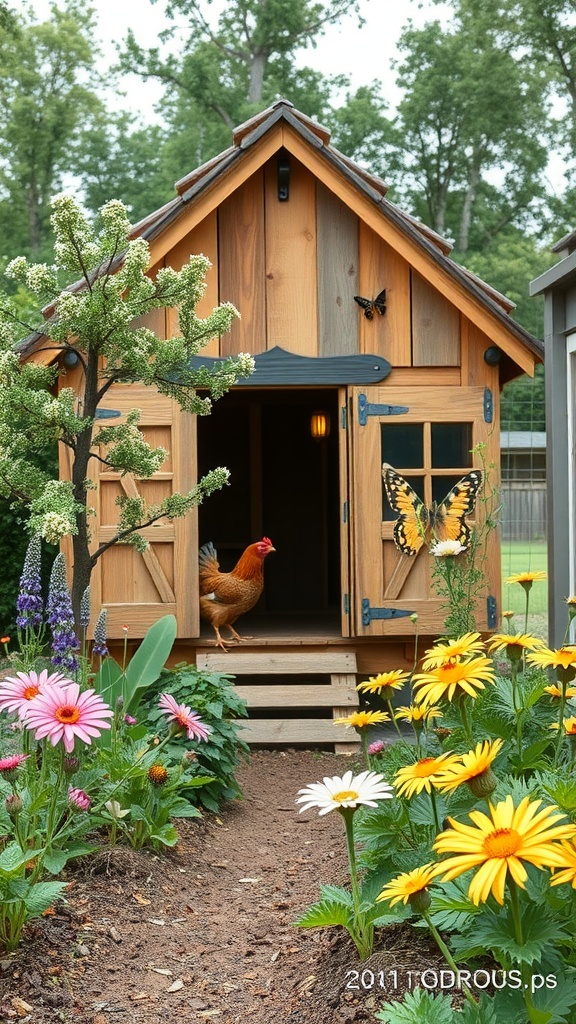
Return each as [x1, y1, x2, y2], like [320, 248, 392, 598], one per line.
[0, 748, 443, 1024]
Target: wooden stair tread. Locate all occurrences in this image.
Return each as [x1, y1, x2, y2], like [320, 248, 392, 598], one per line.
[196, 651, 357, 674]
[234, 684, 358, 707]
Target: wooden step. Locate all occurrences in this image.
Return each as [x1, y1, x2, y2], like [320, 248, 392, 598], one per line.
[196, 651, 357, 674]
[195, 650, 359, 752]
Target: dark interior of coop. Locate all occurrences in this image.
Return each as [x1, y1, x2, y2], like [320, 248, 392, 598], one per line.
[197, 388, 341, 637]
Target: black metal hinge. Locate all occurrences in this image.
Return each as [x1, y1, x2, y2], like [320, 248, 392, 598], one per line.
[362, 600, 414, 626]
[343, 594, 350, 615]
[341, 405, 347, 430]
[358, 393, 409, 425]
[342, 501, 348, 523]
[486, 595, 497, 628]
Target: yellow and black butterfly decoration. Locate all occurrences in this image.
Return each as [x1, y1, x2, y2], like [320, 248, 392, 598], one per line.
[382, 464, 483, 557]
[354, 289, 386, 320]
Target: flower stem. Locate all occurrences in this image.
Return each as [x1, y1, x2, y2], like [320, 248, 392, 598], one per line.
[386, 701, 403, 740]
[429, 787, 441, 833]
[457, 697, 474, 745]
[341, 808, 373, 961]
[422, 910, 477, 1006]
[508, 880, 541, 1023]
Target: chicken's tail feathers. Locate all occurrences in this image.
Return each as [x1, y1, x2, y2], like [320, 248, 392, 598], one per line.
[199, 541, 219, 572]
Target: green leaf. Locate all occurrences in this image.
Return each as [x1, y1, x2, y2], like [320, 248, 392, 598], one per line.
[149, 824, 179, 846]
[124, 615, 177, 714]
[43, 849, 69, 875]
[294, 898, 353, 929]
[376, 987, 454, 1023]
[0, 843, 42, 878]
[25, 881, 67, 917]
[452, 905, 569, 966]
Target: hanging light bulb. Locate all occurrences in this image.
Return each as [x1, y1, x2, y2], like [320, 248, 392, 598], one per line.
[310, 411, 331, 440]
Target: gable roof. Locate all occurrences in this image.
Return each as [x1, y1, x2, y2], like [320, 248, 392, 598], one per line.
[22, 99, 542, 374]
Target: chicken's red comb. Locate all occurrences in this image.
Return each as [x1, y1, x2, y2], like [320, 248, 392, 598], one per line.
[261, 536, 273, 546]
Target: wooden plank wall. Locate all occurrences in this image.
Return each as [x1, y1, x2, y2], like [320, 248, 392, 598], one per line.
[166, 211, 220, 356]
[358, 222, 411, 366]
[411, 271, 460, 366]
[316, 183, 359, 355]
[219, 172, 266, 357]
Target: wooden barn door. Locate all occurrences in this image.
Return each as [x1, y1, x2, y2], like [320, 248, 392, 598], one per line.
[349, 385, 496, 637]
[90, 384, 198, 639]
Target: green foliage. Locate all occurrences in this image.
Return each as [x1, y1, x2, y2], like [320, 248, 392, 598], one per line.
[0, 193, 252, 614]
[377, 988, 455, 1024]
[142, 663, 250, 811]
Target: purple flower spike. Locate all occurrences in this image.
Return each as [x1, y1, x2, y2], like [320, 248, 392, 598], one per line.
[16, 535, 44, 629]
[46, 553, 79, 672]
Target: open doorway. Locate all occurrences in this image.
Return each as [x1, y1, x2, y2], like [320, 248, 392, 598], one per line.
[197, 388, 341, 636]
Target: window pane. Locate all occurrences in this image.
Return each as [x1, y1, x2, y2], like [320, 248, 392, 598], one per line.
[381, 423, 423, 469]
[431, 423, 473, 468]
[432, 475, 465, 505]
[383, 475, 424, 521]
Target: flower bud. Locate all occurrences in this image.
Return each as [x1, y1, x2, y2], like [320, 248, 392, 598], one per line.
[147, 764, 169, 787]
[467, 768, 498, 799]
[407, 889, 432, 915]
[5, 793, 22, 818]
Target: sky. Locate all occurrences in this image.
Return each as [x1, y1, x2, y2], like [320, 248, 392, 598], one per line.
[25, 0, 452, 123]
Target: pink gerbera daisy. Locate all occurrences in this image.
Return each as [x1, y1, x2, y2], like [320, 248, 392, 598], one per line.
[23, 682, 113, 753]
[0, 669, 68, 719]
[158, 693, 210, 742]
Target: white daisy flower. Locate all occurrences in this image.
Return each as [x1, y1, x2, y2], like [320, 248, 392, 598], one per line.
[296, 769, 394, 816]
[430, 539, 467, 557]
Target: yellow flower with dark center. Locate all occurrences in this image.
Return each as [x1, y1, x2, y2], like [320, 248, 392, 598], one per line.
[506, 570, 547, 589]
[543, 683, 576, 700]
[333, 709, 390, 730]
[487, 633, 544, 662]
[432, 795, 575, 905]
[376, 863, 437, 910]
[422, 632, 485, 669]
[412, 656, 495, 705]
[147, 763, 169, 787]
[357, 671, 409, 697]
[435, 738, 503, 796]
[394, 704, 443, 726]
[550, 840, 576, 889]
[394, 752, 461, 798]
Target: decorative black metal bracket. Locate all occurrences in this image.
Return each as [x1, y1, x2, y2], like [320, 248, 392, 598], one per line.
[358, 392, 409, 425]
[362, 600, 415, 626]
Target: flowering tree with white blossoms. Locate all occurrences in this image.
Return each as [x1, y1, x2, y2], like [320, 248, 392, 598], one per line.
[0, 194, 253, 619]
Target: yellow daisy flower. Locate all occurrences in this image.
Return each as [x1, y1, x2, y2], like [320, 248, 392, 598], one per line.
[487, 633, 544, 661]
[422, 632, 485, 669]
[376, 863, 437, 909]
[394, 752, 461, 799]
[433, 795, 575, 905]
[412, 655, 496, 705]
[505, 570, 547, 590]
[357, 671, 410, 696]
[434, 738, 504, 796]
[333, 709, 390, 729]
[394, 704, 443, 725]
[543, 684, 576, 700]
[527, 646, 576, 671]
[549, 716, 576, 735]
[502, 610, 516, 619]
[550, 840, 576, 889]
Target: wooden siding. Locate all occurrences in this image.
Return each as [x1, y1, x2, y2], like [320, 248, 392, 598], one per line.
[357, 222, 411, 366]
[166, 212, 220, 356]
[264, 156, 318, 354]
[316, 183, 359, 356]
[218, 171, 266, 356]
[411, 271, 460, 366]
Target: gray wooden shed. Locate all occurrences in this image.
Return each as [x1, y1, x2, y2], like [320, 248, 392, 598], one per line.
[530, 231, 576, 644]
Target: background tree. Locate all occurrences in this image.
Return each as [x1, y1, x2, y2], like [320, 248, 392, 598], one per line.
[385, 17, 549, 254]
[119, 0, 364, 172]
[0, 195, 253, 620]
[0, 1, 102, 263]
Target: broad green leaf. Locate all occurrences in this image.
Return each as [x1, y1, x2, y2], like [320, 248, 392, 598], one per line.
[124, 615, 177, 714]
[0, 843, 42, 877]
[43, 849, 69, 875]
[25, 880, 67, 917]
[150, 824, 179, 846]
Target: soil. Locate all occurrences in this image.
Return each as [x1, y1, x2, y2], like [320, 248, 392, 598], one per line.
[0, 749, 445, 1024]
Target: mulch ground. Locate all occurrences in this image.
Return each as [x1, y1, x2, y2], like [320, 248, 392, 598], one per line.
[0, 749, 445, 1024]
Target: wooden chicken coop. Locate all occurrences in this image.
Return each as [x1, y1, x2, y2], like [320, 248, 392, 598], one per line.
[21, 101, 543, 748]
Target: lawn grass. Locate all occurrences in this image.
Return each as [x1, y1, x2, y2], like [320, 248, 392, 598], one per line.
[501, 541, 548, 615]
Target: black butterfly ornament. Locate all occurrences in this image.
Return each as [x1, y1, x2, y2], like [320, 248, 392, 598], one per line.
[354, 289, 386, 320]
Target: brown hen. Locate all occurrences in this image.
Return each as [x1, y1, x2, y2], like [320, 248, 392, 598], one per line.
[198, 538, 275, 650]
